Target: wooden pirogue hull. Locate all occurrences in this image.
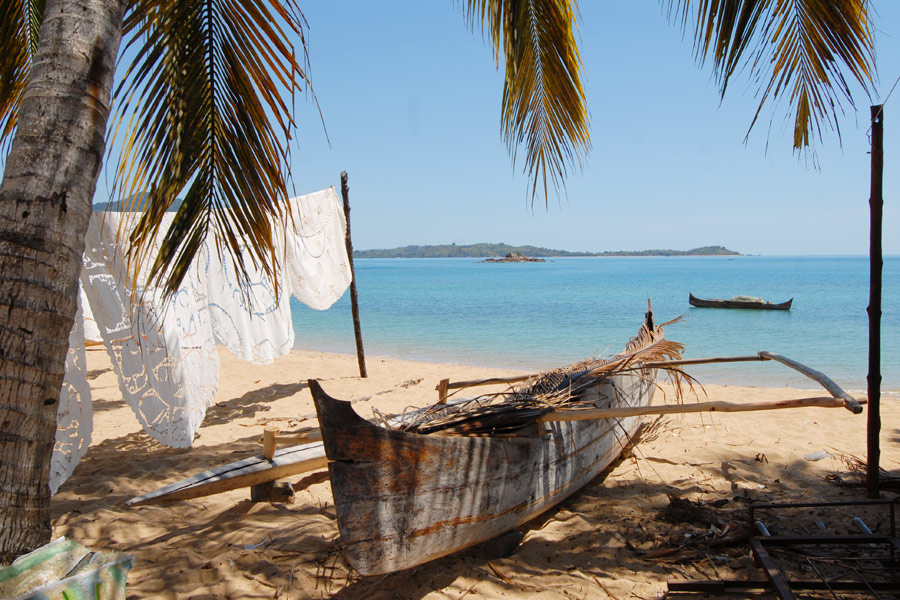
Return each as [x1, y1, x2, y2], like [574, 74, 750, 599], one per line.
[689, 293, 792, 310]
[310, 323, 661, 575]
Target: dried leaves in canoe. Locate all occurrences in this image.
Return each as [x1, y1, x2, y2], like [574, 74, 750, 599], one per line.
[385, 321, 687, 437]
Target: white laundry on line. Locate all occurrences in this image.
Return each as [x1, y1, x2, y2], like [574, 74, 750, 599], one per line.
[50, 188, 351, 493]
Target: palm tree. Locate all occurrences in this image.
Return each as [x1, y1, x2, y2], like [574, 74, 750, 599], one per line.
[0, 0, 876, 563]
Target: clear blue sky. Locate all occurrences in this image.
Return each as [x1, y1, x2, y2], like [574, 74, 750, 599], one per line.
[280, 1, 899, 256]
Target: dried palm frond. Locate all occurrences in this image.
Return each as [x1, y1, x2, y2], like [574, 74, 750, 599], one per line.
[830, 450, 900, 490]
[398, 317, 687, 436]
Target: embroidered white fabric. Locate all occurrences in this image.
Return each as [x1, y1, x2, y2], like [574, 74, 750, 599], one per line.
[50, 188, 351, 492]
[51, 298, 92, 495]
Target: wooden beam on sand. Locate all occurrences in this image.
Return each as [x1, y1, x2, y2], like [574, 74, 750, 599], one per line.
[537, 396, 863, 423]
[127, 441, 327, 506]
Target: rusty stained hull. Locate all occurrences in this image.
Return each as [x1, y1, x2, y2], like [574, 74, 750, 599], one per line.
[310, 369, 656, 576]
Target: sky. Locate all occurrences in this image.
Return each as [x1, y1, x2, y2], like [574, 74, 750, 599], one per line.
[82, 1, 900, 256]
[274, 1, 900, 256]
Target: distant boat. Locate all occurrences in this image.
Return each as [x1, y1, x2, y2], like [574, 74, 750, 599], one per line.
[689, 293, 792, 311]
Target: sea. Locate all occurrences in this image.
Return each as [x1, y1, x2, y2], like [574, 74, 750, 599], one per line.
[290, 256, 899, 395]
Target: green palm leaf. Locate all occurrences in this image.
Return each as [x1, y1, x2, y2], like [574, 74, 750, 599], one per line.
[110, 0, 312, 298]
[664, 0, 876, 157]
[0, 0, 44, 150]
[464, 0, 591, 205]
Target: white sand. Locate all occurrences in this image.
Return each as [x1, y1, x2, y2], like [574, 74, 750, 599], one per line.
[51, 347, 899, 599]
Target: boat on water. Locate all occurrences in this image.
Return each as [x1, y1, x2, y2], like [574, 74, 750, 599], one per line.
[689, 293, 792, 310]
[310, 305, 682, 575]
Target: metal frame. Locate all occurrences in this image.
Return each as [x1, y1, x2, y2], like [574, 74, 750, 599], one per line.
[667, 500, 900, 599]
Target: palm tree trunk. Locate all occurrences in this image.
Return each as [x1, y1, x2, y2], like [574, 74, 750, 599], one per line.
[0, 0, 125, 563]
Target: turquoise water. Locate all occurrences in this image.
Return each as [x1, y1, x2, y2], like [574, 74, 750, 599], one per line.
[290, 256, 899, 393]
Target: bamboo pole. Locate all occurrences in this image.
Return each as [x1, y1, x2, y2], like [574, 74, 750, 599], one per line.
[341, 171, 367, 378]
[867, 105, 884, 497]
[642, 355, 766, 368]
[537, 396, 862, 423]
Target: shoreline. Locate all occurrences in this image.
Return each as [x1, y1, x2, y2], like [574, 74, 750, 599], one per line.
[52, 347, 898, 599]
[287, 345, 900, 398]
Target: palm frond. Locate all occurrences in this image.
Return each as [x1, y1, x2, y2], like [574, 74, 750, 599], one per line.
[663, 0, 876, 159]
[110, 0, 311, 298]
[0, 0, 44, 151]
[463, 0, 591, 205]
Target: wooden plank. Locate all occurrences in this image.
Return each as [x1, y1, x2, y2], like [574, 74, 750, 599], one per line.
[126, 441, 327, 506]
[537, 396, 860, 423]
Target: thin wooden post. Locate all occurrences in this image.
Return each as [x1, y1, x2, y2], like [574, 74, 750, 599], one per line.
[437, 378, 450, 404]
[341, 171, 367, 378]
[867, 105, 883, 498]
[263, 426, 279, 459]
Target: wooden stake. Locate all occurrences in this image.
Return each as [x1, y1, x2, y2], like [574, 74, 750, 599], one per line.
[867, 105, 884, 497]
[341, 171, 367, 378]
[537, 396, 862, 423]
[437, 378, 450, 404]
[263, 426, 279, 459]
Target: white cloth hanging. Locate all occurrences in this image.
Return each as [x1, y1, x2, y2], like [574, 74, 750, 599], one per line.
[50, 187, 351, 493]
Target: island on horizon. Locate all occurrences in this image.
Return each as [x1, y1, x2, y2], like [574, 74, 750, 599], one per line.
[353, 243, 740, 259]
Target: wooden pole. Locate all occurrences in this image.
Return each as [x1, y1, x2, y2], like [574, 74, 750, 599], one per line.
[537, 396, 862, 423]
[867, 105, 883, 497]
[341, 171, 367, 378]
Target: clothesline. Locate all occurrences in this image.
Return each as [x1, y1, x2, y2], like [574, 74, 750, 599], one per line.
[51, 188, 352, 493]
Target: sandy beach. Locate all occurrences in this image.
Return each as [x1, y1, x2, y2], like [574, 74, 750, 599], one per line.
[50, 347, 899, 599]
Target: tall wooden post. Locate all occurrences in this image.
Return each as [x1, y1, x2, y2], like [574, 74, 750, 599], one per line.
[341, 171, 368, 378]
[866, 105, 883, 498]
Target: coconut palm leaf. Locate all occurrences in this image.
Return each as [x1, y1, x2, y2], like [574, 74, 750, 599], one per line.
[109, 0, 312, 298]
[463, 0, 591, 204]
[664, 0, 876, 156]
[0, 0, 43, 150]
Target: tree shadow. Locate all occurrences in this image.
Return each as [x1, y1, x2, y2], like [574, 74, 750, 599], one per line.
[201, 381, 309, 426]
[89, 397, 127, 412]
[50, 413, 893, 599]
[86, 367, 112, 380]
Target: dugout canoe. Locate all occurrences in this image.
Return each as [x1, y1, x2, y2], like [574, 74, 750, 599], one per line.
[311, 306, 678, 575]
[689, 293, 793, 310]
